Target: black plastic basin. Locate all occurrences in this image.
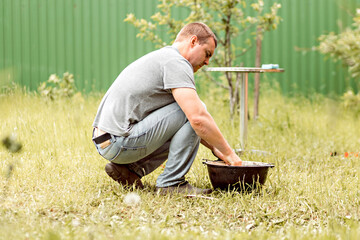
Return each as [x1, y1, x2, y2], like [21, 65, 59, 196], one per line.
[203, 160, 274, 192]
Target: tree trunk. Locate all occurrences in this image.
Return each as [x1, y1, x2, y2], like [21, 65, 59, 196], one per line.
[226, 72, 236, 118]
[253, 27, 262, 120]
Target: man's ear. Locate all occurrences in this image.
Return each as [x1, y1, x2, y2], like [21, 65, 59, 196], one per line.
[190, 35, 198, 47]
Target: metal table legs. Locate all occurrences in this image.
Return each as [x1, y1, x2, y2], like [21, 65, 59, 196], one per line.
[239, 73, 248, 150]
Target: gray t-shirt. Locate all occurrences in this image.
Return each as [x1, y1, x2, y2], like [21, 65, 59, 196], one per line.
[92, 46, 195, 136]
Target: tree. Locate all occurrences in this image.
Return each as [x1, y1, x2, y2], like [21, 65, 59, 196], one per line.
[317, 8, 360, 81]
[125, 0, 281, 117]
[317, 8, 360, 111]
[253, 26, 263, 120]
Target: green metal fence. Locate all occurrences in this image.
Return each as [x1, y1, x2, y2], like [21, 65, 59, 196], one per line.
[260, 0, 359, 96]
[0, 0, 359, 95]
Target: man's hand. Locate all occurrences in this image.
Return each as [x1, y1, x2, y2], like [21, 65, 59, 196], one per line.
[212, 147, 242, 166]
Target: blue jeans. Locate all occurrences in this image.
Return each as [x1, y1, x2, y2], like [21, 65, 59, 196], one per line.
[93, 102, 200, 187]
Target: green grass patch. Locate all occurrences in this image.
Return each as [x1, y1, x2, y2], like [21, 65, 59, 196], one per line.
[1, 86, 360, 239]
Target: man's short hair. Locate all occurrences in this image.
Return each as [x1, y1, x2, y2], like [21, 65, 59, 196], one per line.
[175, 22, 217, 48]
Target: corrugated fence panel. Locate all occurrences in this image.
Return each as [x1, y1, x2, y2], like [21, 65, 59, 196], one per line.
[0, 0, 359, 94]
[0, 0, 159, 92]
[260, 0, 359, 96]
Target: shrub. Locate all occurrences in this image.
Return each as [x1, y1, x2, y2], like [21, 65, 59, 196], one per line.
[317, 9, 360, 79]
[342, 90, 360, 114]
[38, 72, 77, 100]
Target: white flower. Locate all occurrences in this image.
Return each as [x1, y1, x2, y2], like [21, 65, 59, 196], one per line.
[71, 218, 81, 227]
[123, 193, 141, 206]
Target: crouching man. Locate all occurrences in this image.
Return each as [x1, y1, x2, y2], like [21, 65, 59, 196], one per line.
[92, 22, 241, 195]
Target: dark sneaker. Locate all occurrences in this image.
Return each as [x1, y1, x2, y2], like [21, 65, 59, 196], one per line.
[156, 182, 212, 195]
[105, 162, 144, 189]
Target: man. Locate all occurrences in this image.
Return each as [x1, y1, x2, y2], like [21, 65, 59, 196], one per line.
[92, 22, 241, 195]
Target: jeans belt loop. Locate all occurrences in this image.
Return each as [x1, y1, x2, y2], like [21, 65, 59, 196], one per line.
[110, 133, 117, 143]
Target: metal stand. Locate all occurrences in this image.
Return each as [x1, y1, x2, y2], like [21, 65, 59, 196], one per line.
[206, 67, 284, 151]
[240, 72, 248, 149]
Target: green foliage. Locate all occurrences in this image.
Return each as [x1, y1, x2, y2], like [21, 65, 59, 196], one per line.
[1, 135, 22, 153]
[317, 9, 360, 79]
[124, 0, 281, 66]
[38, 72, 77, 100]
[124, 0, 282, 116]
[342, 90, 360, 114]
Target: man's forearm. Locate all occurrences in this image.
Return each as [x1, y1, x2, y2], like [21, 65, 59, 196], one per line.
[200, 139, 213, 151]
[191, 112, 233, 156]
[194, 114, 241, 165]
[171, 87, 241, 165]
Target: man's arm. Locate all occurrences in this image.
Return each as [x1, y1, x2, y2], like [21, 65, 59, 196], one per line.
[172, 88, 241, 166]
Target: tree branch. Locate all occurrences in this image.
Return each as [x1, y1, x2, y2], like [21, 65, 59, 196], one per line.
[235, 44, 254, 58]
[202, 71, 230, 90]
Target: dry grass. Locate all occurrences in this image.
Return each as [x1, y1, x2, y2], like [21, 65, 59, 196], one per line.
[1, 85, 360, 240]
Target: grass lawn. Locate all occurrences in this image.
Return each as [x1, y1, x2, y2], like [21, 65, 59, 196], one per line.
[1, 85, 360, 240]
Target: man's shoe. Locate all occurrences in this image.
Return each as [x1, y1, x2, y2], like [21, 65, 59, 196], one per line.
[156, 182, 212, 195]
[105, 162, 144, 189]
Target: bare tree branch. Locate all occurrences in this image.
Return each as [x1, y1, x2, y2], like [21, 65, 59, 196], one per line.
[202, 71, 230, 90]
[235, 44, 255, 58]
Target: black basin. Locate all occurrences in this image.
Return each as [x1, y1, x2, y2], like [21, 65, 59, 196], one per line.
[203, 160, 274, 192]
